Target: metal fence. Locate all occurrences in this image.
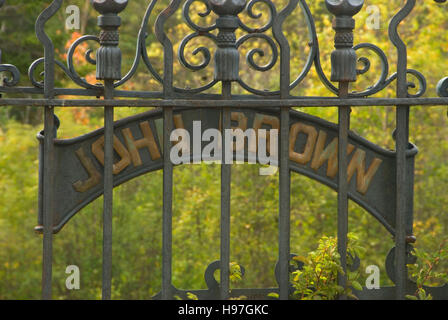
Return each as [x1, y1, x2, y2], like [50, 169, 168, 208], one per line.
[1, 0, 447, 300]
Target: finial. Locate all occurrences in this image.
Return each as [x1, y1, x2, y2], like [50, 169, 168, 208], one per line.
[325, 0, 364, 17]
[91, 0, 128, 15]
[91, 0, 128, 81]
[325, 0, 364, 83]
[209, 0, 246, 16]
[209, 0, 247, 82]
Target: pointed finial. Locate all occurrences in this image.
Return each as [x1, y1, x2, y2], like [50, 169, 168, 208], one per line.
[325, 0, 364, 83]
[91, 0, 128, 15]
[325, 0, 364, 17]
[209, 0, 246, 16]
[91, 0, 129, 80]
[209, 0, 247, 82]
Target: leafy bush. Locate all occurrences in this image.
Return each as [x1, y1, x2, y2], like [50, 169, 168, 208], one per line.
[290, 233, 365, 300]
[406, 239, 448, 300]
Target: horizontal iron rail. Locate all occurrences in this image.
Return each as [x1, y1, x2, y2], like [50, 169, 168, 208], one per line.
[0, 98, 448, 108]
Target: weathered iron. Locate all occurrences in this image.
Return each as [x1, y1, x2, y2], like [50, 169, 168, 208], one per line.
[36, 108, 417, 236]
[91, 0, 128, 301]
[0, 0, 447, 300]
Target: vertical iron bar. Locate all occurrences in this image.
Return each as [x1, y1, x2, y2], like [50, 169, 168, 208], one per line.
[40, 1, 58, 297]
[337, 82, 350, 298]
[162, 107, 174, 300]
[388, 0, 415, 300]
[220, 81, 231, 300]
[324, 0, 364, 299]
[161, 0, 174, 299]
[91, 1, 128, 299]
[395, 106, 409, 300]
[161, 0, 174, 298]
[42, 106, 54, 300]
[102, 80, 114, 300]
[279, 106, 291, 300]
[395, 61, 409, 299]
[278, 0, 292, 299]
[394, 7, 411, 300]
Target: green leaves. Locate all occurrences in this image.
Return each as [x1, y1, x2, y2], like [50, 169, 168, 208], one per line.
[406, 239, 448, 300]
[229, 262, 243, 284]
[267, 292, 279, 299]
[0, 0, 447, 300]
[351, 280, 363, 292]
[290, 233, 365, 300]
[186, 292, 199, 300]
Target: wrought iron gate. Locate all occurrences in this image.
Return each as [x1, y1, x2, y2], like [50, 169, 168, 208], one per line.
[0, 0, 447, 300]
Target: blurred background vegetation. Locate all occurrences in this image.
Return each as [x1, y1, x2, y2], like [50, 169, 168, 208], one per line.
[0, 0, 447, 299]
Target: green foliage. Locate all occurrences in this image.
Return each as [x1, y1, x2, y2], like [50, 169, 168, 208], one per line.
[186, 292, 199, 300]
[0, 0, 447, 299]
[406, 239, 448, 300]
[229, 262, 243, 284]
[290, 233, 365, 300]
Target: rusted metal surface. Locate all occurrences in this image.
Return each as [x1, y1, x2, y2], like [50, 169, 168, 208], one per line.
[0, 0, 447, 300]
[36, 108, 416, 239]
[325, 0, 365, 296]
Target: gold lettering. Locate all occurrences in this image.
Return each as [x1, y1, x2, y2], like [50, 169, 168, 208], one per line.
[218, 112, 248, 131]
[73, 147, 101, 193]
[347, 149, 383, 195]
[289, 122, 318, 165]
[174, 114, 185, 130]
[122, 121, 161, 166]
[173, 114, 190, 153]
[232, 112, 248, 130]
[252, 114, 279, 155]
[311, 131, 355, 179]
[231, 112, 248, 152]
[92, 135, 131, 175]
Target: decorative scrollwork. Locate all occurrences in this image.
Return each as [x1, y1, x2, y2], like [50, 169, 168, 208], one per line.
[204, 260, 246, 291]
[314, 41, 427, 98]
[66, 35, 102, 89]
[314, 46, 338, 95]
[178, 1, 217, 79]
[35, 0, 63, 93]
[174, 0, 312, 95]
[437, 77, 448, 97]
[29, 33, 102, 91]
[238, 0, 277, 33]
[388, 0, 428, 99]
[0, 64, 20, 87]
[274, 253, 303, 293]
[403, 69, 427, 98]
[385, 245, 417, 284]
[178, 33, 217, 72]
[236, 34, 278, 72]
[183, 0, 216, 33]
[28, 58, 57, 89]
[236, 32, 280, 95]
[0, 0, 440, 99]
[130, 0, 161, 86]
[351, 43, 389, 97]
